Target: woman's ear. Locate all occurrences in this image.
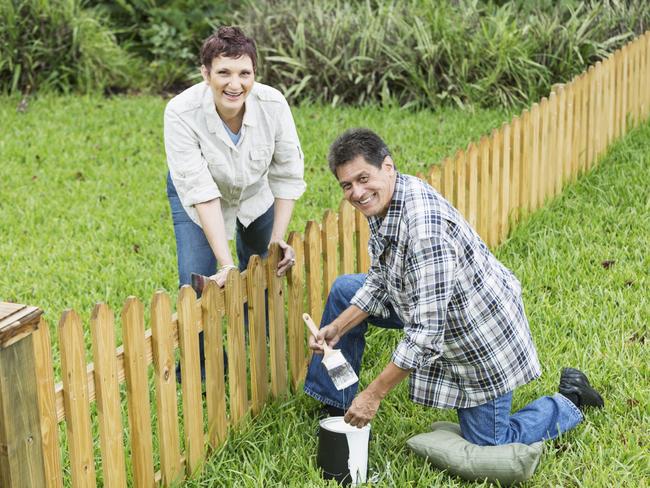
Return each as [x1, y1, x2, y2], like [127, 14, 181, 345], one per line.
[200, 65, 210, 83]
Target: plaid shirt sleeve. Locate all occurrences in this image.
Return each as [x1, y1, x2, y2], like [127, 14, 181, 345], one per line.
[350, 261, 391, 318]
[391, 235, 458, 371]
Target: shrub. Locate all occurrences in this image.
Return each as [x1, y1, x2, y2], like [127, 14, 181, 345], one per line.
[0, 0, 134, 94]
[90, 0, 235, 91]
[238, 0, 650, 109]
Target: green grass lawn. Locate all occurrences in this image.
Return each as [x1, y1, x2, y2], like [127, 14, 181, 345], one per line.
[1, 94, 648, 486]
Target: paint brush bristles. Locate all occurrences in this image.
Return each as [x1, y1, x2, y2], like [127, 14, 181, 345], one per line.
[303, 313, 359, 390]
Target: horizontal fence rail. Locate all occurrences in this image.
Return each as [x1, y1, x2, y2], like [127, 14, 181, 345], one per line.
[0, 31, 648, 488]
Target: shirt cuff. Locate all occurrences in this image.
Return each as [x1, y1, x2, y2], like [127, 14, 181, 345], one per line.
[391, 336, 440, 371]
[350, 285, 390, 319]
[268, 179, 306, 200]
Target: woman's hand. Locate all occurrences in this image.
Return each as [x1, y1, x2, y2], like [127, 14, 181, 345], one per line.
[273, 239, 296, 276]
[208, 264, 238, 287]
[308, 324, 341, 353]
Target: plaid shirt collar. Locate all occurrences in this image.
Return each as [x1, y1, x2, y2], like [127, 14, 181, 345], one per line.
[368, 172, 406, 256]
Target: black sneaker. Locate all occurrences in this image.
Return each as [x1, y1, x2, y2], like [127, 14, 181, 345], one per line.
[559, 367, 604, 410]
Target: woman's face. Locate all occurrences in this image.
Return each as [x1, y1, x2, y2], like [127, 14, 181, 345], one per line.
[201, 55, 255, 116]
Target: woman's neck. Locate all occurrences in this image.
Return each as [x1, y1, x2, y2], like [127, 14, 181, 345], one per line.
[217, 105, 245, 134]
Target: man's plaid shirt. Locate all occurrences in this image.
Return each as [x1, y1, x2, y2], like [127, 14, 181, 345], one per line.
[350, 173, 541, 409]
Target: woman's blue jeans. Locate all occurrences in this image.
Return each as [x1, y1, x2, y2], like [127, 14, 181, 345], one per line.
[167, 173, 273, 379]
[167, 173, 273, 284]
[303, 274, 583, 446]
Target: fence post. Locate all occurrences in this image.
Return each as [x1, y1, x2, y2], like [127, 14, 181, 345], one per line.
[0, 303, 46, 488]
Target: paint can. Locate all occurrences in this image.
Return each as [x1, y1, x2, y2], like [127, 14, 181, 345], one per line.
[317, 416, 371, 486]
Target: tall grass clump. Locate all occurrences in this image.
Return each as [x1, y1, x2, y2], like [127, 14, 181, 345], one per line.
[0, 0, 134, 94]
[240, 0, 650, 109]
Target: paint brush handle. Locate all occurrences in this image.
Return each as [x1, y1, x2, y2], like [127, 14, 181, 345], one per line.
[302, 313, 332, 353]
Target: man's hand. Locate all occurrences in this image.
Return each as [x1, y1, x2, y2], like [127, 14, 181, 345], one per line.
[272, 239, 296, 277]
[308, 324, 341, 353]
[344, 389, 381, 428]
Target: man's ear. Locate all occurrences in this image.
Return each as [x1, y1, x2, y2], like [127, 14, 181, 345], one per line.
[382, 156, 395, 174]
[200, 65, 210, 83]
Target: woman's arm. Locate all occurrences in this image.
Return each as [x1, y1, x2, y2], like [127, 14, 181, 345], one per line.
[195, 198, 236, 286]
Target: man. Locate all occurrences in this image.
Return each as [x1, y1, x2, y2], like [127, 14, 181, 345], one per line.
[303, 128, 604, 446]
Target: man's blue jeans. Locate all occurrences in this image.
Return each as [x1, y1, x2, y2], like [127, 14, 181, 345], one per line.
[303, 274, 583, 446]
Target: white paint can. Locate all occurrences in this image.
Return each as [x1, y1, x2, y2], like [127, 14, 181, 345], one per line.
[317, 416, 371, 486]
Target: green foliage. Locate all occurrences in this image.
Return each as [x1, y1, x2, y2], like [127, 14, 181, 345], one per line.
[240, 0, 649, 109]
[0, 0, 134, 94]
[90, 0, 235, 90]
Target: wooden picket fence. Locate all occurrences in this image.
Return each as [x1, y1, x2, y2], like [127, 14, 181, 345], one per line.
[0, 31, 648, 488]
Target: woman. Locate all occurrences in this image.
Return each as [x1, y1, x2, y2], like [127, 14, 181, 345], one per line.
[164, 26, 305, 289]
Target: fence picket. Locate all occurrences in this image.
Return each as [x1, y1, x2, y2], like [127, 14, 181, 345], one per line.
[607, 55, 616, 147]
[246, 256, 268, 414]
[122, 298, 155, 488]
[489, 129, 501, 248]
[555, 86, 566, 196]
[266, 244, 288, 399]
[441, 156, 454, 204]
[150, 292, 182, 485]
[339, 200, 355, 275]
[466, 144, 478, 230]
[322, 210, 338, 297]
[287, 232, 306, 390]
[537, 98, 549, 207]
[454, 149, 467, 219]
[427, 164, 442, 191]
[225, 269, 250, 418]
[177, 287, 204, 474]
[90, 304, 127, 488]
[477, 135, 490, 243]
[510, 116, 521, 224]
[530, 102, 541, 210]
[563, 84, 574, 186]
[355, 210, 370, 274]
[519, 110, 531, 214]
[304, 221, 323, 325]
[32, 318, 63, 488]
[500, 123, 511, 242]
[58, 310, 96, 488]
[202, 281, 228, 448]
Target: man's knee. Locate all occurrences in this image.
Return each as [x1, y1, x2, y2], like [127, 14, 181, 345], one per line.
[329, 274, 366, 305]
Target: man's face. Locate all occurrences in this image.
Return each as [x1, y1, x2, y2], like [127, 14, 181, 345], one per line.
[336, 155, 396, 218]
[201, 55, 255, 116]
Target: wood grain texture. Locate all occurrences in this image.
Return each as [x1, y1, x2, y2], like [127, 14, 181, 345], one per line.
[58, 310, 96, 488]
[177, 287, 204, 476]
[0, 332, 46, 488]
[453, 149, 466, 219]
[287, 231, 306, 391]
[31, 318, 63, 488]
[466, 144, 478, 231]
[355, 210, 370, 274]
[266, 244, 288, 399]
[90, 304, 127, 488]
[477, 135, 490, 243]
[339, 200, 355, 275]
[246, 256, 268, 413]
[122, 298, 155, 488]
[150, 291, 182, 486]
[304, 221, 324, 326]
[322, 210, 338, 298]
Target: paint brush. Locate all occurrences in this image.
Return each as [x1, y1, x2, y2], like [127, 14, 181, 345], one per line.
[303, 313, 359, 390]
